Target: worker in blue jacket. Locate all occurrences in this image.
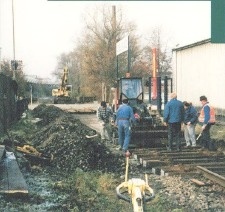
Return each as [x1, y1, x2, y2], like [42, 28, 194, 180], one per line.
[163, 93, 184, 151]
[116, 99, 136, 155]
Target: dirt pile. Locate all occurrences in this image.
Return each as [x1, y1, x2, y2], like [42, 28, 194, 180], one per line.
[32, 104, 65, 126]
[28, 104, 124, 174]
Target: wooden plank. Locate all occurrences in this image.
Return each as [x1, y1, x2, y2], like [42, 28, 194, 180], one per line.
[0, 145, 5, 161]
[142, 159, 168, 168]
[0, 152, 28, 194]
[190, 178, 205, 186]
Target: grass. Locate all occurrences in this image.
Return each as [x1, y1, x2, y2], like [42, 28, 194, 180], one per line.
[0, 111, 37, 141]
[51, 168, 185, 212]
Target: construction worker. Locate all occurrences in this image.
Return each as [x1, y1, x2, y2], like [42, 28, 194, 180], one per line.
[198, 95, 216, 151]
[115, 99, 136, 155]
[97, 101, 113, 142]
[163, 93, 184, 151]
[183, 101, 198, 147]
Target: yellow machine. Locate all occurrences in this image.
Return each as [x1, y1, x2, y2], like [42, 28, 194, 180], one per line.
[116, 155, 155, 212]
[52, 67, 73, 104]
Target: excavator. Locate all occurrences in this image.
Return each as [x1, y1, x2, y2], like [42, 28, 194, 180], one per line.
[111, 75, 168, 148]
[52, 67, 73, 104]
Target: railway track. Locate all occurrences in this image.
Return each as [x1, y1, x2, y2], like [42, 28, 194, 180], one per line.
[131, 146, 225, 187]
[73, 113, 225, 188]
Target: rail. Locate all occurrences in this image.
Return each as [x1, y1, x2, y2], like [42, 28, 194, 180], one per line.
[197, 166, 225, 188]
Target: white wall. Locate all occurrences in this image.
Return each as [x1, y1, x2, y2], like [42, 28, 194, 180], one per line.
[172, 41, 225, 112]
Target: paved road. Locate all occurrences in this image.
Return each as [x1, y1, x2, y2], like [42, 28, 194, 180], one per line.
[74, 114, 101, 133]
[28, 103, 102, 133]
[28, 102, 99, 112]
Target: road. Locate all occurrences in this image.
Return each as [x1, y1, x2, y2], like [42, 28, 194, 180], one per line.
[28, 102, 99, 112]
[28, 102, 102, 133]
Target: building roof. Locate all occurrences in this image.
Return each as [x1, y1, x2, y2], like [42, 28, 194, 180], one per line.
[172, 38, 211, 52]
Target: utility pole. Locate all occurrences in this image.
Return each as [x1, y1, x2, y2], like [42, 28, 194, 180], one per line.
[12, 0, 16, 80]
[0, 47, 1, 72]
[112, 5, 118, 107]
[0, 0, 1, 73]
[112, 5, 116, 79]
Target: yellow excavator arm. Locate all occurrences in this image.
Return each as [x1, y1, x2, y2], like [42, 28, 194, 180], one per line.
[52, 67, 72, 98]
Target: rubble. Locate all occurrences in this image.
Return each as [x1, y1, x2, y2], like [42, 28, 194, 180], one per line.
[30, 104, 124, 174]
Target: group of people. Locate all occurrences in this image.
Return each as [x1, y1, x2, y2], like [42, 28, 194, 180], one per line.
[97, 93, 216, 156]
[163, 93, 216, 151]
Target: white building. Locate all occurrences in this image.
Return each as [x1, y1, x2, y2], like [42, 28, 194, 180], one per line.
[172, 38, 225, 115]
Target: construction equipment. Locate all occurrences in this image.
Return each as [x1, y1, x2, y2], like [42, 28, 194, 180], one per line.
[52, 67, 73, 104]
[116, 154, 154, 212]
[111, 76, 168, 147]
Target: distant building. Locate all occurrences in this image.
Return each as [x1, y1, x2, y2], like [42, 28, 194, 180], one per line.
[25, 75, 59, 99]
[25, 75, 58, 85]
[172, 38, 225, 115]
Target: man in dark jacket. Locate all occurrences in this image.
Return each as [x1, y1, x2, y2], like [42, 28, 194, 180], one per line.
[163, 93, 184, 151]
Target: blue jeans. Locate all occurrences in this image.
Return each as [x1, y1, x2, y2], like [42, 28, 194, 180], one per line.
[117, 120, 131, 151]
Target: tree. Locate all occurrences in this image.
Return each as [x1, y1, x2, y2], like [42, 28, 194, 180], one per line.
[55, 6, 173, 102]
[56, 5, 142, 102]
[142, 27, 173, 78]
[0, 59, 28, 98]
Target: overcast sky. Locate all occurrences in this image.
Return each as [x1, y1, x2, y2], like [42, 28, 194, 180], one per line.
[0, 0, 210, 81]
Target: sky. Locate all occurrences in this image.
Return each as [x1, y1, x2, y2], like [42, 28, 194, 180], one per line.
[0, 0, 211, 82]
